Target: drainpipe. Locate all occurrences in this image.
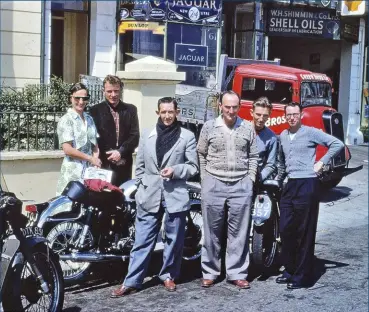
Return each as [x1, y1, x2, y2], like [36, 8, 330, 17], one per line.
[40, 0, 46, 84]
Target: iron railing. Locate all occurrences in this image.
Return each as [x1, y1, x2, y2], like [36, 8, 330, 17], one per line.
[0, 111, 64, 152]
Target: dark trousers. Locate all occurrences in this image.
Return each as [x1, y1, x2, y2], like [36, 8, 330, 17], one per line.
[279, 177, 320, 284]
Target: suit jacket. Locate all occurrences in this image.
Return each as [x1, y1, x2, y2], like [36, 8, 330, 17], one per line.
[89, 100, 140, 167]
[135, 127, 199, 214]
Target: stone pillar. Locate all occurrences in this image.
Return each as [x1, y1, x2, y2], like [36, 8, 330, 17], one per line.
[338, 18, 366, 145]
[116, 56, 186, 132]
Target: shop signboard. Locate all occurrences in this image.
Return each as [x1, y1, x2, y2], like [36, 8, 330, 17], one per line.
[118, 21, 165, 34]
[174, 43, 208, 67]
[266, 7, 340, 40]
[119, 0, 167, 21]
[167, 0, 222, 25]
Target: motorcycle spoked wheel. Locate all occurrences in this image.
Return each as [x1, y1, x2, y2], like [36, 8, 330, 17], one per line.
[251, 210, 280, 271]
[46, 221, 94, 286]
[2, 244, 64, 312]
[182, 204, 203, 261]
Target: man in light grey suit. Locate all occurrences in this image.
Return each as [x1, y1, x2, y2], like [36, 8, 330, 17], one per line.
[111, 97, 199, 298]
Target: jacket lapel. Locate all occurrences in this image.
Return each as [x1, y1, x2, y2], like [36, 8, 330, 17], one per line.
[148, 128, 158, 168]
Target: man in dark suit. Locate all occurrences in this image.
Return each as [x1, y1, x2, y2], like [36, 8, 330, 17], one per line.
[89, 75, 139, 186]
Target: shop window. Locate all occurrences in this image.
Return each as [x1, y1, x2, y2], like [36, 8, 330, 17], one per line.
[50, 1, 89, 83]
[167, 23, 218, 88]
[233, 3, 254, 59]
[117, 22, 165, 70]
[241, 78, 292, 103]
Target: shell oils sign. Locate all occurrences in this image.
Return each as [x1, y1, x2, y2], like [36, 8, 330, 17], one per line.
[118, 21, 165, 35]
[340, 1, 366, 16]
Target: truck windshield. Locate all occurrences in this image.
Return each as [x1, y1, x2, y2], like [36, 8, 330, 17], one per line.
[301, 82, 332, 107]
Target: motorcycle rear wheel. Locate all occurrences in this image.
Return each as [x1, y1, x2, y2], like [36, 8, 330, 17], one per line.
[46, 221, 94, 286]
[182, 203, 203, 261]
[2, 244, 64, 312]
[251, 210, 280, 271]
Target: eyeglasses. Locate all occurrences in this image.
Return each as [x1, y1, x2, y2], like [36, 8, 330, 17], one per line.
[73, 96, 90, 101]
[286, 113, 300, 119]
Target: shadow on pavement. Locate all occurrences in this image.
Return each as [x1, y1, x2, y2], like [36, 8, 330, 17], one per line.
[63, 307, 82, 312]
[320, 186, 352, 203]
[66, 279, 118, 295]
[310, 257, 349, 286]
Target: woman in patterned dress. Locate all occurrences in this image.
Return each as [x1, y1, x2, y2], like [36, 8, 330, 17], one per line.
[56, 83, 102, 195]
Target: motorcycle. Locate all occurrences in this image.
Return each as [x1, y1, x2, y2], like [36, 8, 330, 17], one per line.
[250, 179, 282, 273]
[26, 179, 203, 286]
[0, 190, 64, 311]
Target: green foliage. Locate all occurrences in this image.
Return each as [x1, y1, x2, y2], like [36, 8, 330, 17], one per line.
[0, 77, 70, 151]
[0, 76, 71, 113]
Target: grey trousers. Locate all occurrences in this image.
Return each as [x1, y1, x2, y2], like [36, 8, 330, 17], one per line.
[201, 174, 253, 281]
[123, 206, 187, 289]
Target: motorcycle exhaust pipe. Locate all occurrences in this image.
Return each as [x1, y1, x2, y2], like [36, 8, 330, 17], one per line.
[59, 252, 130, 262]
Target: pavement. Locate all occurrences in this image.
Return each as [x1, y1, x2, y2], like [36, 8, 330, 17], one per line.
[63, 144, 368, 312]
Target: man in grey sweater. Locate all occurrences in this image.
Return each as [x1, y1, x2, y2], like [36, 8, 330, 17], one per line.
[250, 97, 278, 182]
[276, 102, 344, 289]
[197, 91, 258, 289]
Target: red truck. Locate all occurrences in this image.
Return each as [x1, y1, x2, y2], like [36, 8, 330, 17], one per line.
[216, 55, 362, 187]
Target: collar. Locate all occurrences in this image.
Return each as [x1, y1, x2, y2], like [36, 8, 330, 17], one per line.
[288, 125, 303, 135]
[67, 108, 86, 120]
[148, 127, 184, 138]
[255, 126, 266, 135]
[215, 115, 244, 129]
[105, 100, 123, 111]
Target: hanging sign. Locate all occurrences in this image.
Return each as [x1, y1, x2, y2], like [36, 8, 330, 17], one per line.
[118, 21, 165, 34]
[174, 44, 208, 67]
[167, 0, 221, 25]
[266, 8, 340, 40]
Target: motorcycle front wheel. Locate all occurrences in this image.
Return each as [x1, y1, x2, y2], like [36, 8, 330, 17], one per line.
[251, 210, 280, 272]
[2, 244, 64, 312]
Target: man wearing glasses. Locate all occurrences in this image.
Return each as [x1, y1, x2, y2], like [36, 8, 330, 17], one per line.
[276, 102, 344, 289]
[89, 75, 140, 186]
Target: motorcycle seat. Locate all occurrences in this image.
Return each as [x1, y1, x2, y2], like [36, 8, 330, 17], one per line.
[63, 180, 123, 209]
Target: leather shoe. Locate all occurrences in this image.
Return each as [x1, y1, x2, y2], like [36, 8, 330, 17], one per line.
[229, 280, 250, 289]
[201, 279, 215, 288]
[164, 279, 176, 292]
[276, 276, 290, 284]
[110, 285, 137, 298]
[287, 282, 311, 290]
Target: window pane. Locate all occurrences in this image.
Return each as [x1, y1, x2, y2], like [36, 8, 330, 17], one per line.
[242, 78, 292, 103]
[51, 0, 88, 12]
[118, 22, 165, 70]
